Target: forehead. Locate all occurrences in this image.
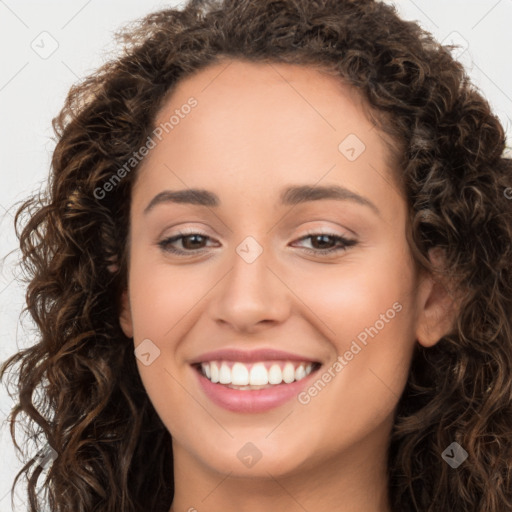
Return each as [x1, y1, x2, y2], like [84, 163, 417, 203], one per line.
[133, 59, 400, 214]
[154, 59, 382, 149]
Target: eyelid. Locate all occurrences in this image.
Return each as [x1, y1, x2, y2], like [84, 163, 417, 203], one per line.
[157, 226, 358, 258]
[298, 227, 353, 239]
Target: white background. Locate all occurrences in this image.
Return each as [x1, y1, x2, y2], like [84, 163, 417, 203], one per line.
[1, 1, 511, 510]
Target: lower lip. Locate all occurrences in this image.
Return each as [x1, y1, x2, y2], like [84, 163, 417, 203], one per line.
[194, 367, 319, 413]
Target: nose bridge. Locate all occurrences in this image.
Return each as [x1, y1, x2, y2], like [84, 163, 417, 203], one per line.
[228, 234, 274, 303]
[211, 233, 289, 330]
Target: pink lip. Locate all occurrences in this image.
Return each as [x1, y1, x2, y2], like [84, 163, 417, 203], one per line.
[189, 348, 319, 364]
[193, 364, 320, 413]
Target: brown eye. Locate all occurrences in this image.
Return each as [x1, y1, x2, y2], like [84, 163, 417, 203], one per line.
[180, 234, 208, 250]
[309, 234, 338, 250]
[157, 231, 358, 258]
[158, 232, 215, 255]
[292, 233, 358, 257]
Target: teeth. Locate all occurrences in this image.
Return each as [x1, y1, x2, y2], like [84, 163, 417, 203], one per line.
[232, 362, 249, 385]
[210, 362, 219, 383]
[282, 362, 295, 383]
[219, 362, 231, 384]
[250, 363, 268, 385]
[268, 364, 282, 385]
[295, 365, 306, 381]
[199, 360, 316, 387]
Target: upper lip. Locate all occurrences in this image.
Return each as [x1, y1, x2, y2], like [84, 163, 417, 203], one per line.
[189, 348, 321, 365]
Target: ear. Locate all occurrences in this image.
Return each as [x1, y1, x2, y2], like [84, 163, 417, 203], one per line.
[415, 247, 459, 348]
[119, 289, 134, 338]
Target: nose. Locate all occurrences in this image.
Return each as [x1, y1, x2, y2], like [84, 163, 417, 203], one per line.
[209, 238, 291, 334]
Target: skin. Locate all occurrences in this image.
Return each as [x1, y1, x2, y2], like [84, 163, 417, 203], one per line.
[119, 59, 457, 512]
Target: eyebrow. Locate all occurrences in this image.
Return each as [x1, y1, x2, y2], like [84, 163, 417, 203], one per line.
[143, 184, 380, 216]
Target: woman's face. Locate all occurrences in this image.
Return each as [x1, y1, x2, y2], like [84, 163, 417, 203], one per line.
[119, 60, 446, 479]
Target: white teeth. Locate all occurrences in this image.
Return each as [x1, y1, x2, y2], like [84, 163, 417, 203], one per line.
[249, 363, 268, 385]
[219, 362, 231, 384]
[210, 362, 219, 383]
[231, 362, 249, 385]
[295, 365, 306, 381]
[200, 361, 316, 387]
[282, 362, 295, 383]
[268, 364, 283, 385]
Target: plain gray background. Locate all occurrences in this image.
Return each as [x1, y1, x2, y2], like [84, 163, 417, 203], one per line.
[1, 1, 511, 510]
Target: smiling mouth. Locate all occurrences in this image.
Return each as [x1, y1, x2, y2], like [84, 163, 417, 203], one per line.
[193, 360, 322, 390]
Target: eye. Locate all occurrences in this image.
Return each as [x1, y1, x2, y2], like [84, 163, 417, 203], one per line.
[157, 230, 358, 257]
[158, 231, 215, 255]
[291, 232, 358, 257]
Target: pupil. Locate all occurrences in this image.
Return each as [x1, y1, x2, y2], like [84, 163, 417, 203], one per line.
[185, 235, 204, 249]
[314, 235, 332, 249]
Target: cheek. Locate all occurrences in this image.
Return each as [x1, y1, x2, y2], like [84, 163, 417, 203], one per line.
[293, 250, 417, 420]
[128, 255, 208, 340]
[126, 255, 201, 435]
[292, 249, 415, 344]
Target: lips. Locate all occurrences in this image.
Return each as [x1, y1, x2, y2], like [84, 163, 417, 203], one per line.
[190, 348, 322, 412]
[190, 348, 320, 364]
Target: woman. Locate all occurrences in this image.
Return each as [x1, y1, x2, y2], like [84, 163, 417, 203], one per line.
[2, 0, 511, 510]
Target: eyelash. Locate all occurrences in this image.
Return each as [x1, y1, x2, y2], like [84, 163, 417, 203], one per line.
[157, 230, 358, 257]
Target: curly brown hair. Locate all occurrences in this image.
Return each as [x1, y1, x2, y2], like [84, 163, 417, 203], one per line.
[2, 0, 512, 510]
